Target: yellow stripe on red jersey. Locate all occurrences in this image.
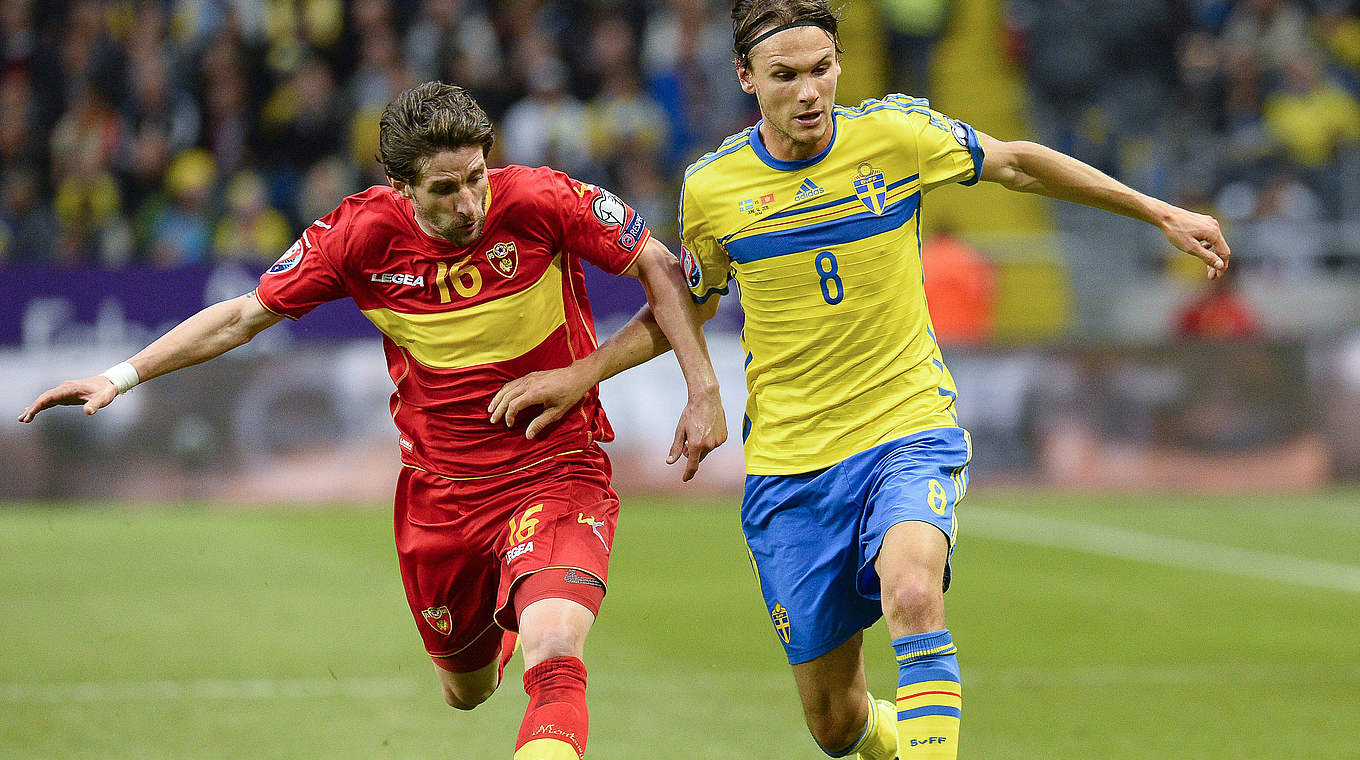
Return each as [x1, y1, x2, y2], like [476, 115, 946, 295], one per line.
[679, 96, 984, 475]
[255, 168, 649, 479]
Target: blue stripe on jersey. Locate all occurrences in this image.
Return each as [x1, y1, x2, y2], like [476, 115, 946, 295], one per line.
[761, 174, 921, 223]
[726, 192, 921, 264]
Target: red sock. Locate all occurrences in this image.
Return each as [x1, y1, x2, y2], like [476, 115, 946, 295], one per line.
[515, 656, 588, 759]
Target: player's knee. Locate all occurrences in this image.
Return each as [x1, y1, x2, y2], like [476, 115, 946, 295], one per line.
[440, 681, 495, 711]
[520, 624, 585, 665]
[881, 571, 943, 627]
[804, 708, 864, 756]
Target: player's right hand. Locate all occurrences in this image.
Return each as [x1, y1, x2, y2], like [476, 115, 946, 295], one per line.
[17, 377, 118, 423]
[488, 364, 592, 440]
[668, 387, 727, 482]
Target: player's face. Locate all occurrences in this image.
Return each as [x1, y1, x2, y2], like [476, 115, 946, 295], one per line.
[737, 26, 840, 161]
[395, 145, 489, 247]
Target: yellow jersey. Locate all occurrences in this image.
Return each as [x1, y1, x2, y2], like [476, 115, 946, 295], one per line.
[679, 95, 983, 475]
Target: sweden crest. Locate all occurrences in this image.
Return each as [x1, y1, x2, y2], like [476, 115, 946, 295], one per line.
[852, 162, 887, 215]
[771, 602, 791, 643]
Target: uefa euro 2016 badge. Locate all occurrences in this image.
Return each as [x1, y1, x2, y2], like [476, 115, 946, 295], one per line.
[852, 162, 887, 216]
[486, 241, 518, 278]
[421, 605, 453, 635]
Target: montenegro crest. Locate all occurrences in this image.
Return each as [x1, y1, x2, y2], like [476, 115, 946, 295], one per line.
[852, 162, 887, 215]
[485, 241, 518, 278]
[420, 606, 453, 635]
[771, 602, 791, 644]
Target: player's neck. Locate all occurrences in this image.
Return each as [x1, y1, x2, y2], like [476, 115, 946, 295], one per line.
[758, 119, 833, 162]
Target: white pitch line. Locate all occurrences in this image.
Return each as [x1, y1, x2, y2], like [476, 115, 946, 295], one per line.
[964, 506, 1360, 594]
[0, 676, 416, 703]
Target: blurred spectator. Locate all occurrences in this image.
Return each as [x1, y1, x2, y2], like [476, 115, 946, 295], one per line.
[0, 165, 58, 262]
[1219, 0, 1316, 77]
[641, 0, 751, 167]
[1262, 55, 1360, 170]
[213, 171, 292, 264]
[259, 57, 347, 175]
[586, 17, 669, 185]
[52, 168, 131, 267]
[1174, 274, 1261, 339]
[921, 228, 997, 346]
[144, 148, 217, 266]
[500, 56, 591, 176]
[196, 30, 257, 175]
[296, 154, 361, 225]
[875, 0, 952, 98]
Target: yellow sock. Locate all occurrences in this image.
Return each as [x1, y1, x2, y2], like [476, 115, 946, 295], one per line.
[893, 630, 961, 759]
[847, 693, 899, 760]
[513, 737, 580, 760]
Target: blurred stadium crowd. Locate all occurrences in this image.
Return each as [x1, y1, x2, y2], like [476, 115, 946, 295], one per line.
[1007, 0, 1360, 239]
[1, 0, 1358, 275]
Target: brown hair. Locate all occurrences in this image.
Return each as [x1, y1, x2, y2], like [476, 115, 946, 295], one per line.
[378, 81, 495, 184]
[731, 0, 844, 68]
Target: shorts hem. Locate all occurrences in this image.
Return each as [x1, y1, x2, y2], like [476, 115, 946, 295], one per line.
[784, 625, 873, 666]
[493, 566, 609, 632]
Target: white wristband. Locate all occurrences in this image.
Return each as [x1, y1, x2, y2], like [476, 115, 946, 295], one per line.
[101, 361, 140, 394]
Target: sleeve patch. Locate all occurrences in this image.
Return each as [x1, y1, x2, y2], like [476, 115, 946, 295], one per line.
[680, 245, 702, 288]
[591, 188, 628, 227]
[266, 238, 305, 275]
[590, 186, 645, 252]
[951, 119, 970, 148]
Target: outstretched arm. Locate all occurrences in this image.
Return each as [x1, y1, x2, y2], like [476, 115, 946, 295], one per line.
[18, 292, 284, 422]
[976, 132, 1231, 279]
[489, 237, 726, 481]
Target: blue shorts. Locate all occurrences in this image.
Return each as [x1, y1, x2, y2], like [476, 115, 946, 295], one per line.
[741, 427, 970, 664]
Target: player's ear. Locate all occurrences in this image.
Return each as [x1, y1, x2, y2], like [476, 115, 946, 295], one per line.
[389, 177, 411, 199]
[735, 59, 757, 95]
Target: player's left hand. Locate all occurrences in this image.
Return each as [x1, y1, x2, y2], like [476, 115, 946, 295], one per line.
[489, 365, 593, 439]
[1159, 205, 1232, 280]
[668, 388, 727, 482]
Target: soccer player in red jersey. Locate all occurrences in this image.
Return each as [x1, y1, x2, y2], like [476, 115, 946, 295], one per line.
[18, 81, 726, 760]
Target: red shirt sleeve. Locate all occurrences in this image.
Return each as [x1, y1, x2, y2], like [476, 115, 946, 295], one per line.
[254, 202, 351, 319]
[547, 169, 652, 275]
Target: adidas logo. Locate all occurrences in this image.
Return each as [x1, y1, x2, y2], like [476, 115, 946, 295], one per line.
[794, 178, 825, 202]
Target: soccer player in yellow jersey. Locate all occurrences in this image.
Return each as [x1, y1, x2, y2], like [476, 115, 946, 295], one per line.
[492, 1, 1231, 758]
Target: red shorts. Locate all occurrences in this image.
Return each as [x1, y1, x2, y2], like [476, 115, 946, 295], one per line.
[393, 445, 619, 672]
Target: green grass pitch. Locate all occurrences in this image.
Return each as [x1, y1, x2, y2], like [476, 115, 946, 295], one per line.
[1, 490, 1357, 759]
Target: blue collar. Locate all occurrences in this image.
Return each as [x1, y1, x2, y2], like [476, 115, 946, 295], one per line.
[750, 113, 838, 171]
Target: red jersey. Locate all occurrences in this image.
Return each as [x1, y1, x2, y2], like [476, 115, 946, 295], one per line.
[255, 166, 650, 478]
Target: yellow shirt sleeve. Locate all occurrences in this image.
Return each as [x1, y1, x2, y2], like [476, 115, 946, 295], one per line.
[893, 98, 984, 191]
[678, 179, 732, 303]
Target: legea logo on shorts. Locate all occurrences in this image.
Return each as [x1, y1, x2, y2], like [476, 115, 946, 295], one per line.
[420, 605, 452, 635]
[506, 541, 534, 562]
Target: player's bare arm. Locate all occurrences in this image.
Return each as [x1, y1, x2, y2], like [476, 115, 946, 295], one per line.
[975, 131, 1231, 279]
[489, 237, 726, 481]
[18, 292, 283, 422]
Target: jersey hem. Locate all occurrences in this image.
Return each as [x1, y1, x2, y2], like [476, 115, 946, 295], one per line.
[743, 424, 967, 476]
[401, 448, 588, 481]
